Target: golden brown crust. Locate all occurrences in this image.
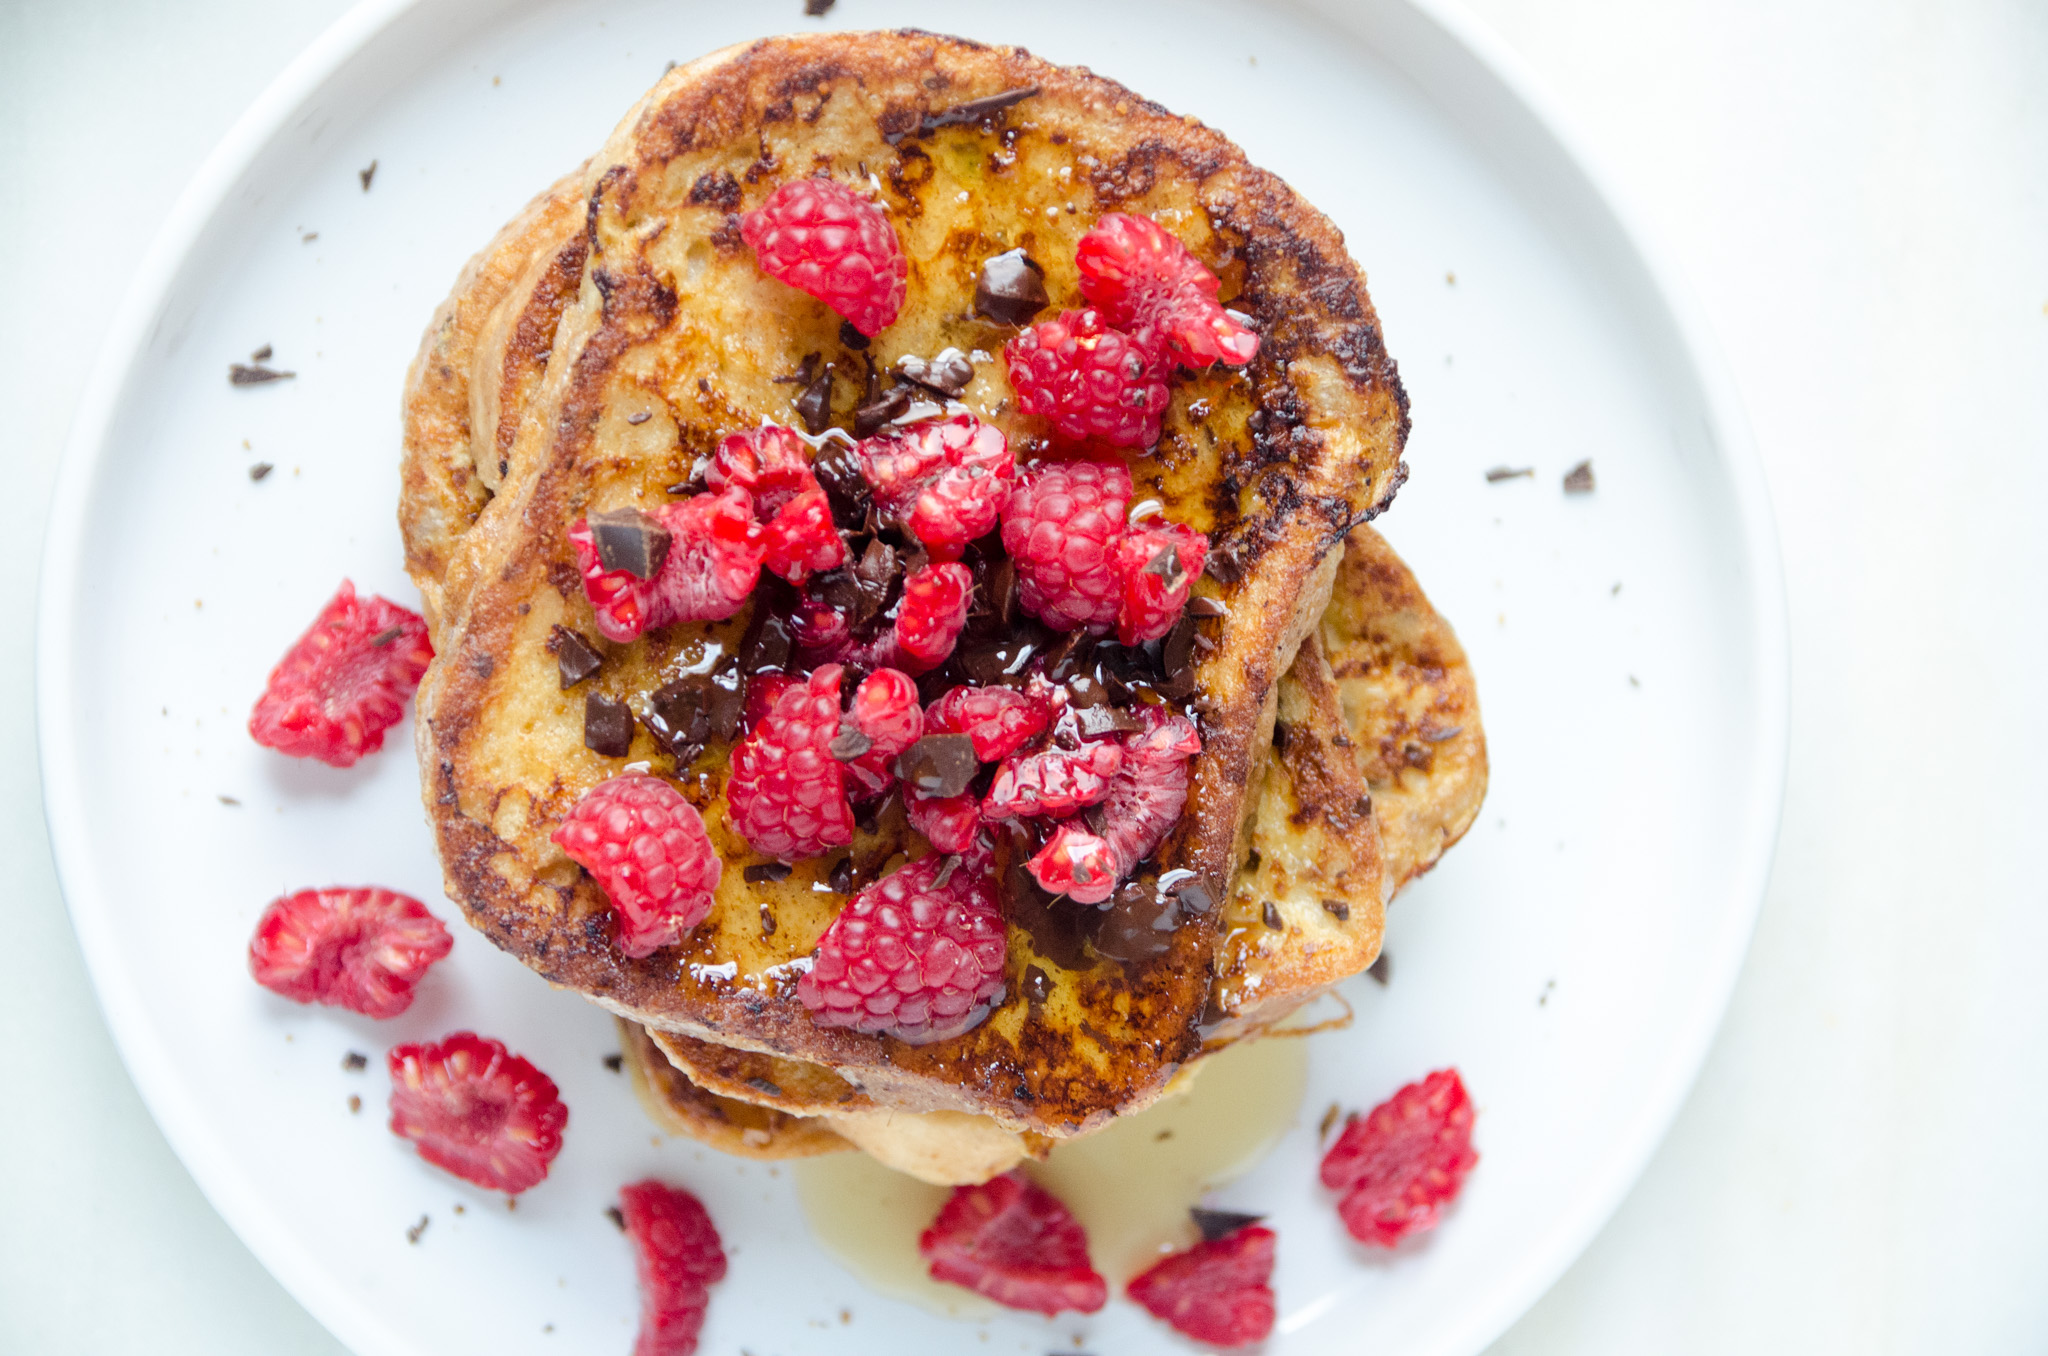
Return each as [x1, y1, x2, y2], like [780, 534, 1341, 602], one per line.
[618, 1019, 850, 1159]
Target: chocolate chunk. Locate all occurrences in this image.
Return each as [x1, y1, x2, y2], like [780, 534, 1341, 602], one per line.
[646, 677, 712, 759]
[974, 249, 1049, 326]
[930, 854, 962, 889]
[1320, 897, 1351, 922]
[895, 348, 974, 397]
[1094, 880, 1183, 963]
[794, 365, 835, 433]
[745, 1076, 784, 1098]
[851, 539, 900, 620]
[811, 440, 871, 529]
[956, 633, 1044, 687]
[605, 1205, 626, 1231]
[1022, 964, 1053, 1004]
[229, 363, 295, 385]
[1563, 460, 1596, 493]
[744, 862, 793, 884]
[405, 1214, 428, 1244]
[341, 1051, 368, 1072]
[1000, 840, 1091, 971]
[759, 904, 778, 934]
[853, 383, 910, 438]
[740, 606, 794, 675]
[603, 1053, 624, 1072]
[826, 856, 856, 894]
[588, 506, 671, 579]
[980, 557, 1017, 627]
[584, 692, 634, 757]
[552, 625, 603, 688]
[1186, 595, 1228, 618]
[804, 0, 834, 13]
[248, 462, 273, 481]
[1190, 1208, 1266, 1243]
[1368, 952, 1392, 985]
[1485, 465, 1535, 482]
[707, 661, 745, 740]
[1172, 878, 1216, 914]
[1143, 543, 1188, 591]
[894, 733, 978, 798]
[829, 722, 874, 761]
[890, 86, 1040, 144]
[1073, 704, 1141, 738]
[1260, 900, 1283, 931]
[626, 410, 652, 425]
[839, 319, 869, 350]
[1161, 616, 1198, 694]
[1203, 543, 1244, 584]
[359, 159, 377, 191]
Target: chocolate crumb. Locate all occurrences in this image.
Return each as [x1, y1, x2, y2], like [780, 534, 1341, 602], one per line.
[646, 677, 712, 760]
[1190, 1207, 1265, 1243]
[583, 692, 634, 757]
[359, 160, 377, 191]
[826, 856, 856, 894]
[1022, 965, 1052, 1004]
[804, 0, 834, 12]
[405, 1214, 429, 1244]
[930, 854, 961, 889]
[973, 249, 1049, 326]
[348, 1094, 362, 1114]
[1368, 953, 1392, 985]
[341, 1051, 368, 1072]
[588, 506, 671, 578]
[626, 410, 652, 425]
[248, 462, 273, 481]
[229, 363, 295, 385]
[1484, 465, 1534, 482]
[606, 1206, 626, 1231]
[895, 348, 974, 397]
[1563, 460, 1596, 493]
[759, 904, 778, 935]
[1320, 897, 1351, 922]
[369, 625, 404, 648]
[217, 794, 241, 806]
[746, 1076, 784, 1098]
[1318, 1102, 1342, 1141]
[894, 733, 978, 798]
[551, 626, 603, 688]
[839, 319, 869, 350]
[794, 364, 835, 433]
[603, 1053, 624, 1072]
[1203, 543, 1244, 585]
[744, 862, 793, 884]
[1261, 900, 1283, 931]
[250, 344, 272, 362]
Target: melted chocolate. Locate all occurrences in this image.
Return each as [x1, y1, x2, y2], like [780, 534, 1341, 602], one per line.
[974, 249, 1049, 326]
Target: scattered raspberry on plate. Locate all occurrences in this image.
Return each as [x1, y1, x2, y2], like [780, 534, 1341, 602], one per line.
[247, 886, 451, 1018]
[247, 579, 432, 768]
[619, 1179, 727, 1356]
[1320, 1067, 1478, 1246]
[386, 1032, 567, 1195]
[918, 1173, 1108, 1315]
[1126, 1223, 1278, 1348]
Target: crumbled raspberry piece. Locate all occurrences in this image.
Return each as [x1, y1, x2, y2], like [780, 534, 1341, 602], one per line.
[727, 665, 855, 860]
[1004, 309, 1170, 449]
[1320, 1068, 1478, 1246]
[1000, 461, 1130, 632]
[619, 1179, 727, 1356]
[1126, 1225, 1276, 1348]
[248, 580, 433, 767]
[708, 424, 817, 518]
[1114, 519, 1210, 645]
[568, 517, 652, 642]
[552, 773, 723, 957]
[247, 886, 452, 1018]
[759, 487, 847, 585]
[1026, 822, 1120, 904]
[918, 1173, 1108, 1315]
[984, 740, 1124, 820]
[570, 491, 763, 641]
[386, 1032, 567, 1194]
[890, 562, 974, 672]
[790, 595, 852, 653]
[856, 414, 1014, 558]
[924, 684, 1053, 763]
[906, 788, 982, 854]
[1075, 212, 1260, 368]
[795, 851, 1007, 1044]
[740, 178, 907, 337]
[1092, 707, 1202, 876]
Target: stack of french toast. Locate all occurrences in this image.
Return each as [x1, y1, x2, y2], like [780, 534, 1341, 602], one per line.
[398, 30, 1485, 1186]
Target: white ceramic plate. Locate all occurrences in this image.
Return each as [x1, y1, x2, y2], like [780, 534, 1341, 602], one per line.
[37, 0, 1786, 1352]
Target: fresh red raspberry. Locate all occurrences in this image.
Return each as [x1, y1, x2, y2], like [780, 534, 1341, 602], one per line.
[1093, 707, 1202, 875]
[742, 672, 797, 732]
[1026, 822, 1120, 904]
[924, 684, 1052, 763]
[759, 487, 847, 585]
[708, 424, 817, 518]
[1000, 461, 1130, 631]
[248, 580, 433, 767]
[1320, 1068, 1478, 1246]
[739, 178, 907, 337]
[839, 667, 923, 799]
[1004, 309, 1170, 449]
[906, 789, 983, 854]
[890, 562, 974, 672]
[984, 740, 1124, 821]
[856, 414, 1014, 558]
[918, 1173, 1108, 1315]
[795, 851, 1007, 1044]
[552, 774, 723, 958]
[1114, 519, 1210, 645]
[1075, 212, 1260, 368]
[727, 665, 855, 860]
[567, 516, 652, 642]
[386, 1032, 567, 1195]
[619, 1179, 727, 1356]
[569, 491, 764, 642]
[247, 886, 452, 1018]
[1126, 1225, 1276, 1348]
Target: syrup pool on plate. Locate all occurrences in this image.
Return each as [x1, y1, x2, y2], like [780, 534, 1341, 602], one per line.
[792, 1033, 1309, 1316]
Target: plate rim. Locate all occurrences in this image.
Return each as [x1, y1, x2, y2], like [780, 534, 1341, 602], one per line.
[33, 2, 1789, 1353]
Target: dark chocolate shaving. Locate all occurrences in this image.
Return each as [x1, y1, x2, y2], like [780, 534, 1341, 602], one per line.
[583, 693, 634, 757]
[405, 1215, 428, 1244]
[803, 0, 834, 16]
[794, 365, 835, 433]
[1186, 595, 1228, 618]
[1423, 724, 1464, 743]
[826, 856, 857, 894]
[853, 383, 911, 438]
[1485, 465, 1535, 482]
[603, 1053, 624, 1072]
[645, 677, 712, 760]
[1203, 543, 1244, 584]
[249, 344, 272, 362]
[248, 462, 273, 481]
[605, 1206, 626, 1231]
[1190, 1208, 1266, 1243]
[1022, 964, 1053, 1004]
[838, 319, 870, 350]
[1093, 880, 1184, 963]
[588, 506, 671, 579]
[1563, 460, 1596, 493]
[369, 626, 404, 648]
[1142, 544, 1187, 590]
[1320, 897, 1351, 922]
[812, 441, 872, 529]
[1368, 952, 1392, 985]
[973, 249, 1049, 326]
[829, 722, 874, 761]
[552, 626, 603, 688]
[1261, 900, 1283, 931]
[229, 363, 295, 385]
[626, 410, 652, 425]
[759, 903, 777, 934]
[744, 862, 793, 884]
[888, 86, 1040, 144]
[359, 160, 377, 191]
[894, 733, 978, 798]
[895, 348, 974, 398]
[341, 1051, 368, 1072]
[740, 605, 795, 675]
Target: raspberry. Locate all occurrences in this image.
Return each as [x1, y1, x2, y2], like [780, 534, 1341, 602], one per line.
[1093, 707, 1202, 874]
[708, 425, 817, 518]
[620, 1179, 727, 1356]
[839, 667, 923, 799]
[1126, 1225, 1276, 1348]
[248, 580, 433, 767]
[918, 1173, 1108, 1315]
[890, 562, 974, 672]
[1000, 461, 1130, 631]
[570, 490, 763, 642]
[856, 414, 1014, 558]
[553, 774, 723, 957]
[924, 684, 1052, 763]
[1026, 822, 1119, 904]
[906, 789, 982, 854]
[1114, 519, 1209, 645]
[1075, 212, 1260, 368]
[1004, 309, 1170, 449]
[795, 851, 1007, 1044]
[740, 178, 906, 337]
[790, 595, 852, 653]
[247, 886, 452, 1018]
[984, 740, 1124, 820]
[386, 1032, 567, 1194]
[1320, 1068, 1478, 1246]
[727, 665, 855, 860]
[759, 487, 847, 585]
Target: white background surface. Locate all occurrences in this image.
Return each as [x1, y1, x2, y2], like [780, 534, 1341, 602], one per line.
[1, 1, 2042, 1352]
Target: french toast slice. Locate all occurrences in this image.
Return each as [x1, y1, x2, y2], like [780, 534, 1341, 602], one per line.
[406, 30, 1410, 1139]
